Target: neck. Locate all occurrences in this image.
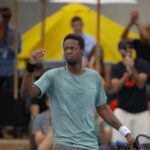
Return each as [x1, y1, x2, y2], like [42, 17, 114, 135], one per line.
[76, 32, 83, 37]
[67, 63, 84, 74]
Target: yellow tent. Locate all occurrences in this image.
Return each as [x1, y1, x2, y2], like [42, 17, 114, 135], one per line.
[18, 3, 138, 68]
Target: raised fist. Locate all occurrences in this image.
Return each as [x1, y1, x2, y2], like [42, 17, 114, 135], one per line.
[29, 48, 46, 64]
[130, 9, 139, 24]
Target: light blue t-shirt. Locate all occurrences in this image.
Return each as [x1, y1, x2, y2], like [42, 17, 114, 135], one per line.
[34, 66, 107, 150]
[32, 111, 52, 134]
[82, 33, 96, 61]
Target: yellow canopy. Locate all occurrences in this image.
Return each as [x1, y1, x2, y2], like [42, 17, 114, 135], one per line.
[18, 3, 138, 68]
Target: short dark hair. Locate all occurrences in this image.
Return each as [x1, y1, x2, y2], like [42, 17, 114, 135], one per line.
[63, 34, 85, 49]
[71, 16, 82, 23]
[0, 7, 11, 13]
[118, 40, 133, 50]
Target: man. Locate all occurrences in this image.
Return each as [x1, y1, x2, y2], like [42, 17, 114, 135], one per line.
[71, 16, 96, 66]
[111, 40, 150, 142]
[0, 7, 21, 90]
[33, 95, 53, 150]
[121, 10, 150, 110]
[21, 34, 134, 150]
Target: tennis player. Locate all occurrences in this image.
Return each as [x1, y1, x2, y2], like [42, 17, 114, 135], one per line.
[21, 34, 135, 150]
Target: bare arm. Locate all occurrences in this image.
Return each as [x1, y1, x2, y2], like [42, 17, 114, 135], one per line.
[112, 56, 148, 92]
[34, 131, 46, 146]
[122, 10, 138, 40]
[136, 23, 150, 43]
[132, 68, 148, 89]
[100, 126, 112, 145]
[96, 115, 112, 145]
[96, 104, 122, 130]
[125, 57, 148, 89]
[21, 71, 41, 100]
[96, 104, 135, 146]
[21, 49, 46, 100]
[35, 128, 53, 150]
[121, 22, 133, 40]
[111, 74, 130, 93]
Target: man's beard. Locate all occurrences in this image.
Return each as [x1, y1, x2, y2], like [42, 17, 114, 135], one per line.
[64, 55, 78, 66]
[67, 60, 77, 66]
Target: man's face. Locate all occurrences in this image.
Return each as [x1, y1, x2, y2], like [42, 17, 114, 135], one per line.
[71, 21, 83, 35]
[63, 39, 84, 66]
[1, 10, 11, 25]
[119, 44, 133, 58]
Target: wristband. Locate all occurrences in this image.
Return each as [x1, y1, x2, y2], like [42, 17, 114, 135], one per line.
[26, 62, 36, 73]
[119, 126, 131, 137]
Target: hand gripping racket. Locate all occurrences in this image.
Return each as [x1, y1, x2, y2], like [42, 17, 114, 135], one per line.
[116, 134, 150, 150]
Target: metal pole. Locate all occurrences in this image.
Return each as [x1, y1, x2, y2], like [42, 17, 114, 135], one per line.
[95, 0, 101, 72]
[13, 0, 18, 100]
[96, 0, 100, 43]
[41, 0, 47, 48]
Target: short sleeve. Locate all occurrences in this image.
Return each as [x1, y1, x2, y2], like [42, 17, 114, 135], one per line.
[95, 74, 107, 107]
[33, 71, 53, 97]
[32, 117, 41, 133]
[138, 59, 150, 75]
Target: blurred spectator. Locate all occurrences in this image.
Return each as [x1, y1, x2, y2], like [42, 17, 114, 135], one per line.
[121, 9, 150, 111]
[0, 7, 21, 90]
[71, 16, 96, 66]
[32, 95, 53, 150]
[111, 41, 150, 142]
[95, 110, 115, 150]
[88, 44, 111, 92]
[29, 63, 48, 150]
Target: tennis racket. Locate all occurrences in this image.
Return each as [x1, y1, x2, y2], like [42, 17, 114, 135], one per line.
[116, 134, 150, 150]
[134, 134, 150, 150]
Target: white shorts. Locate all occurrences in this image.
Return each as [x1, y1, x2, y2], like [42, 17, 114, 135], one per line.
[112, 108, 150, 142]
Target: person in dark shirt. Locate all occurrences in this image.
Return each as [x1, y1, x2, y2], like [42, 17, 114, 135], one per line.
[121, 9, 150, 111]
[111, 40, 150, 142]
[121, 10, 150, 63]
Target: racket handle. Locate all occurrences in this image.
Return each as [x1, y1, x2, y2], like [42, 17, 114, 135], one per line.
[116, 140, 129, 148]
[133, 142, 138, 149]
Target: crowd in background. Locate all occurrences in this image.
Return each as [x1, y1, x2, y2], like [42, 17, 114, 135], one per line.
[0, 5, 150, 150]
